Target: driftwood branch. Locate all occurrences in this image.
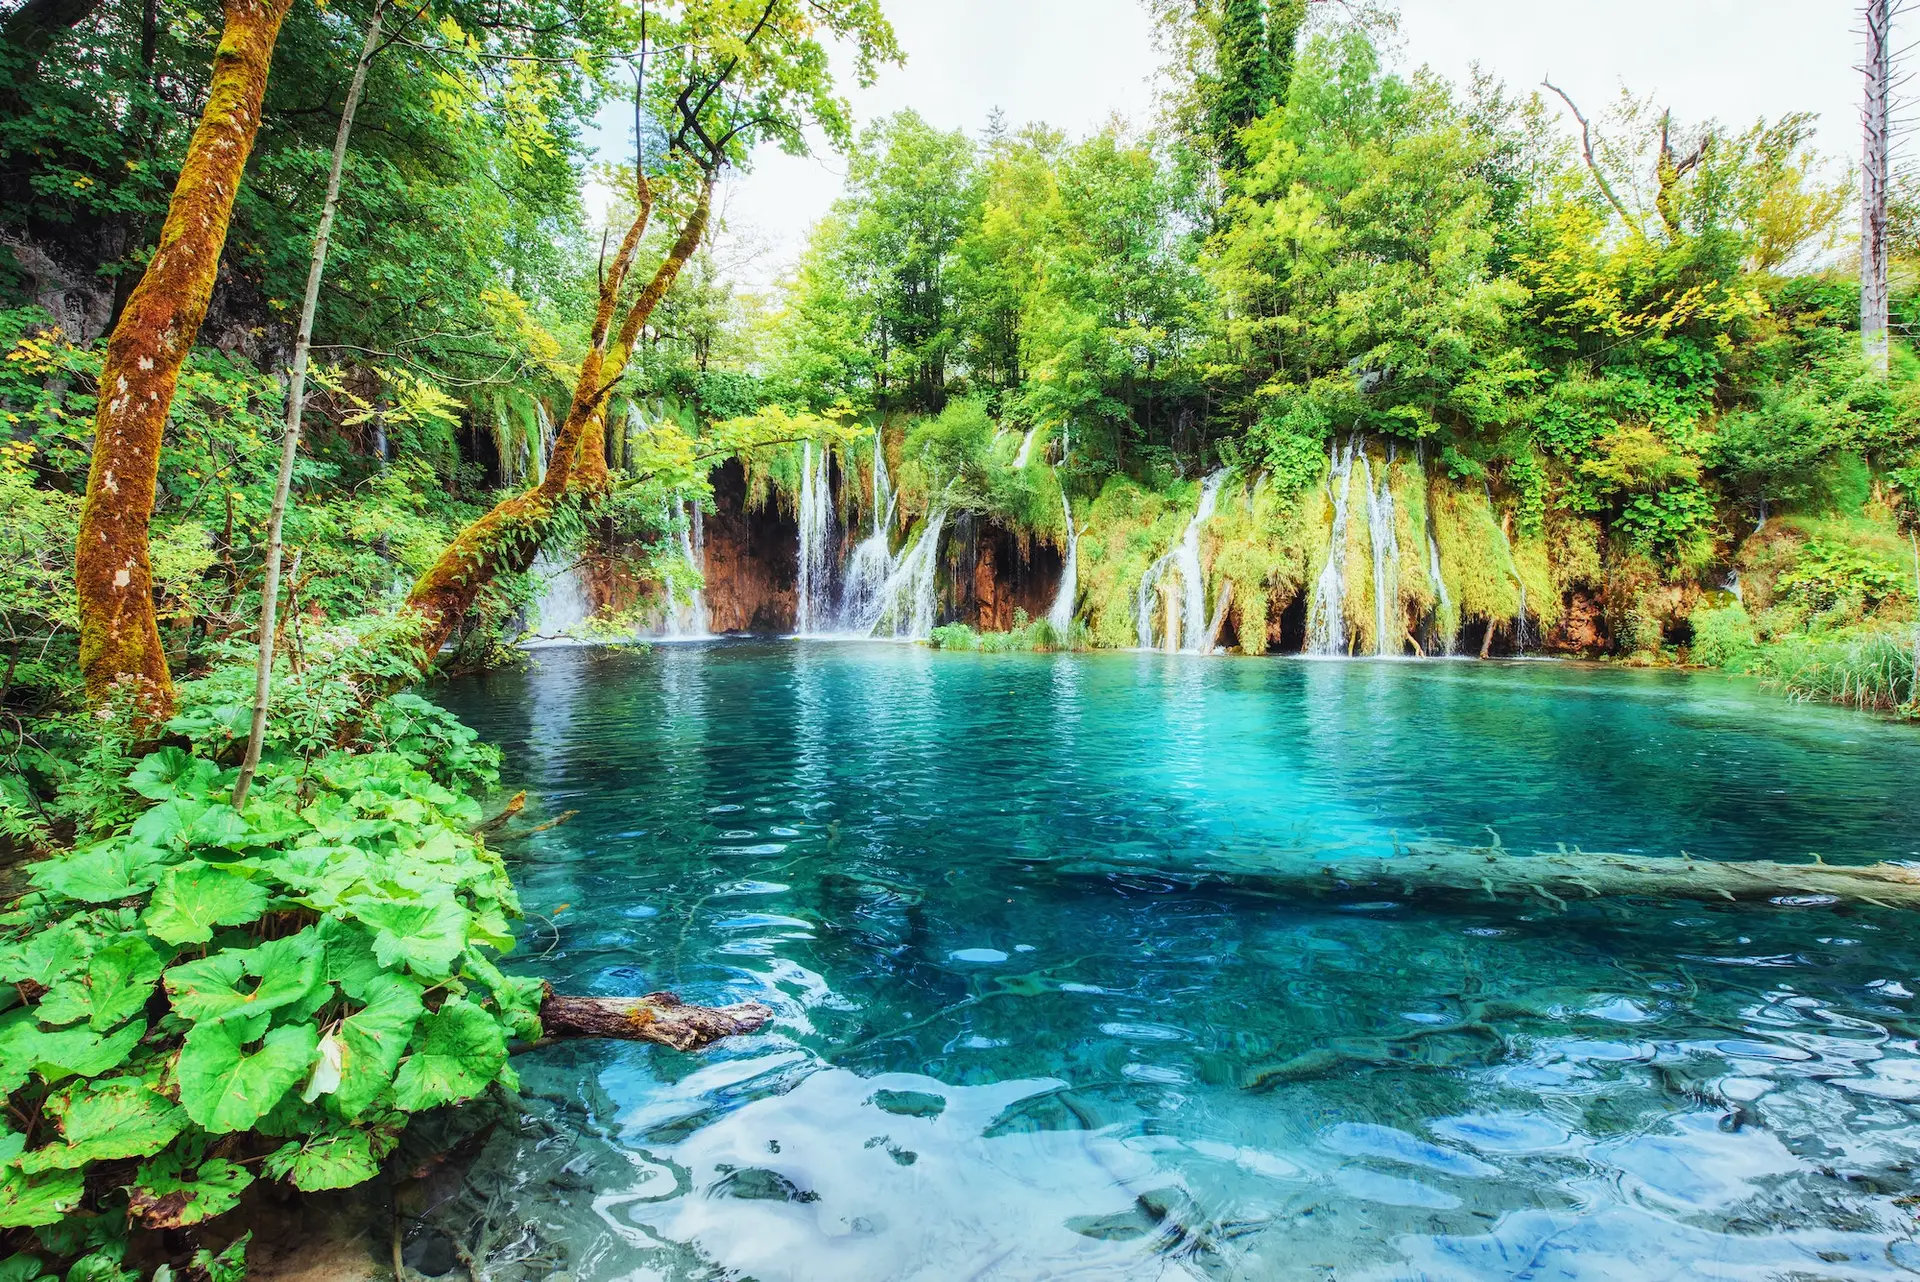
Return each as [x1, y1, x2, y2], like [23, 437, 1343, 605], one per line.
[530, 984, 773, 1053]
[1264, 844, 1920, 912]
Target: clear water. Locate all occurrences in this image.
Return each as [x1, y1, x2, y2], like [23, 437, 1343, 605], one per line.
[432, 644, 1920, 1281]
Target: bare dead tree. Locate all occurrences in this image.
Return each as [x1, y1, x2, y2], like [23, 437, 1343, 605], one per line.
[1865, 0, 1895, 374]
[1541, 78, 1640, 233]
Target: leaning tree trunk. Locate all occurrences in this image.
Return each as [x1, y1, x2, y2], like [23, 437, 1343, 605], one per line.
[233, 0, 387, 809]
[75, 0, 296, 714]
[403, 179, 712, 664]
[1863, 0, 1893, 375]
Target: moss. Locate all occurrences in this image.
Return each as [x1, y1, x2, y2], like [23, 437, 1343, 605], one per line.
[1076, 476, 1185, 648]
[1429, 480, 1519, 629]
[1390, 453, 1437, 623]
[1512, 531, 1561, 632]
[1546, 508, 1605, 596]
[1208, 472, 1315, 654]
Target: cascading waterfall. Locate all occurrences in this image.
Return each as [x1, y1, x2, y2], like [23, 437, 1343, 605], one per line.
[1426, 532, 1456, 654]
[871, 508, 948, 640]
[795, 441, 836, 635]
[1175, 470, 1228, 653]
[1013, 426, 1040, 469]
[661, 499, 711, 639]
[527, 551, 592, 644]
[1135, 552, 1174, 649]
[1133, 470, 1228, 652]
[530, 403, 555, 485]
[1047, 489, 1078, 635]
[1355, 445, 1402, 656]
[837, 432, 896, 632]
[1307, 437, 1360, 655]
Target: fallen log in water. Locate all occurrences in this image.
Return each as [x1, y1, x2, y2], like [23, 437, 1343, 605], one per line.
[1302, 843, 1920, 911]
[528, 984, 774, 1052]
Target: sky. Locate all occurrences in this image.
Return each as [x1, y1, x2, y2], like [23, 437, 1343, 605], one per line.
[592, 0, 1871, 288]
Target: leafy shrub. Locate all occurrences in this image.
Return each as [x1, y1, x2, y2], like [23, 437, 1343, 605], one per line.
[0, 637, 533, 1274]
[927, 616, 1078, 653]
[1689, 602, 1757, 669]
[1776, 538, 1908, 616]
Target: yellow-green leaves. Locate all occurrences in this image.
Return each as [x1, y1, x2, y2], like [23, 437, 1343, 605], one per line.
[353, 898, 470, 981]
[0, 1140, 84, 1227]
[263, 1128, 386, 1191]
[19, 1082, 186, 1172]
[328, 974, 424, 1119]
[391, 997, 507, 1111]
[142, 865, 269, 945]
[34, 938, 163, 1032]
[164, 929, 327, 1032]
[178, 1023, 320, 1134]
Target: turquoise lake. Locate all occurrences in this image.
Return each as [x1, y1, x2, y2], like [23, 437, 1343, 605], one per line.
[433, 644, 1920, 1280]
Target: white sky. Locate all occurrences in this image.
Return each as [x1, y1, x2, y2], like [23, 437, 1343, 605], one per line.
[590, 0, 1871, 287]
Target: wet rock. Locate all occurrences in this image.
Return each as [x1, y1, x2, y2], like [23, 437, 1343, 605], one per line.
[870, 1089, 947, 1119]
[403, 1227, 457, 1277]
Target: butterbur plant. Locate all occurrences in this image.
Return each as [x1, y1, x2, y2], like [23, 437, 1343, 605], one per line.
[0, 674, 538, 1273]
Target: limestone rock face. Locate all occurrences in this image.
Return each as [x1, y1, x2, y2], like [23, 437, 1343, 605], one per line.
[704, 459, 798, 633]
[943, 515, 1062, 632]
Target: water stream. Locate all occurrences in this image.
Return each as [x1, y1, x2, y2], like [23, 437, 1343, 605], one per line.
[1134, 471, 1229, 653]
[1308, 437, 1360, 655]
[434, 650, 1920, 1280]
[1357, 445, 1401, 656]
[795, 441, 836, 635]
[661, 499, 712, 640]
[1048, 489, 1078, 636]
[524, 551, 592, 644]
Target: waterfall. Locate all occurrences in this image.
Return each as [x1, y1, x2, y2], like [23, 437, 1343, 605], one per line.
[1175, 470, 1228, 653]
[1356, 445, 1402, 656]
[662, 499, 711, 639]
[530, 403, 555, 485]
[1047, 489, 1078, 636]
[1133, 470, 1227, 652]
[1426, 532, 1456, 654]
[1307, 437, 1360, 655]
[527, 551, 592, 644]
[1013, 426, 1040, 469]
[837, 432, 897, 632]
[1135, 552, 1174, 649]
[795, 441, 835, 635]
[871, 509, 948, 640]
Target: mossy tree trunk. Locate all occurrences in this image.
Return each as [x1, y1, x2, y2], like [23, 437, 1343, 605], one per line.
[404, 176, 712, 663]
[74, 0, 296, 715]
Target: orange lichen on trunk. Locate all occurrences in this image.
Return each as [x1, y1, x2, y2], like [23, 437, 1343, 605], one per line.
[74, 0, 296, 713]
[405, 177, 712, 662]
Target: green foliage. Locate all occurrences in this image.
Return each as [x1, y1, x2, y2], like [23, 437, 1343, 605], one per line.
[1777, 538, 1909, 615]
[1689, 602, 1758, 669]
[1750, 625, 1916, 714]
[0, 636, 532, 1267]
[927, 615, 1078, 653]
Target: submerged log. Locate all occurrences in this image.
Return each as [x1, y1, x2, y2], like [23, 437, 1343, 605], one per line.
[1299, 844, 1920, 911]
[533, 984, 773, 1052]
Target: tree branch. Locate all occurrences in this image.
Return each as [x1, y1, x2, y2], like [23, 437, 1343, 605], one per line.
[529, 985, 773, 1052]
[1542, 78, 1641, 233]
